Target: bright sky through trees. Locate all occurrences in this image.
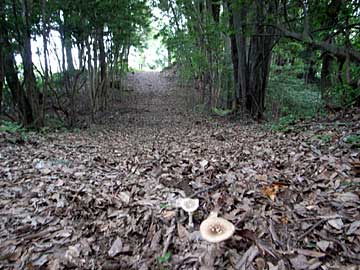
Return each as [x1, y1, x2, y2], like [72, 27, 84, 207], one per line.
[26, 5, 167, 73]
[128, 7, 168, 71]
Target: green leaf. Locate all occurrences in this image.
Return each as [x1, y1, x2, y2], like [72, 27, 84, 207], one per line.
[157, 252, 171, 263]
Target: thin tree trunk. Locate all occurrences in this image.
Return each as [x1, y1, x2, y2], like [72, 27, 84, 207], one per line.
[85, 37, 95, 122]
[226, 1, 238, 109]
[3, 36, 33, 124]
[232, 2, 248, 113]
[22, 0, 42, 127]
[78, 42, 84, 69]
[42, 0, 48, 125]
[0, 0, 4, 114]
[98, 27, 107, 110]
[232, 0, 275, 118]
[321, 53, 332, 101]
[64, 13, 74, 72]
[93, 35, 99, 112]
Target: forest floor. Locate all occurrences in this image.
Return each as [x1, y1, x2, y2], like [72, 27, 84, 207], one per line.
[0, 71, 360, 270]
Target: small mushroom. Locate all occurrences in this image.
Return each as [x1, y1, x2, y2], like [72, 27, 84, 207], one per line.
[199, 212, 235, 268]
[200, 212, 235, 243]
[178, 198, 199, 228]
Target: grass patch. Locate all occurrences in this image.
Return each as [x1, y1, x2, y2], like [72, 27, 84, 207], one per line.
[0, 120, 26, 133]
[344, 134, 360, 148]
[211, 107, 233, 116]
[0, 120, 29, 143]
[267, 70, 323, 120]
[270, 114, 297, 132]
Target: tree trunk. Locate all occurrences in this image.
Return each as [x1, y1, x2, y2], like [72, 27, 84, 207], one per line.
[92, 34, 99, 112]
[211, 0, 220, 23]
[22, 0, 42, 127]
[98, 27, 107, 110]
[78, 42, 84, 69]
[64, 14, 74, 72]
[0, 0, 4, 114]
[0, 51, 3, 115]
[337, 57, 345, 84]
[232, 2, 248, 113]
[321, 53, 333, 101]
[167, 48, 171, 67]
[226, 1, 238, 109]
[3, 37, 33, 124]
[303, 48, 316, 84]
[42, 0, 48, 125]
[85, 37, 95, 122]
[232, 0, 275, 118]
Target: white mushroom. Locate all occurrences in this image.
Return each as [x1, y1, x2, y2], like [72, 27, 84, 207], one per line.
[178, 198, 199, 228]
[200, 212, 235, 243]
[199, 212, 235, 268]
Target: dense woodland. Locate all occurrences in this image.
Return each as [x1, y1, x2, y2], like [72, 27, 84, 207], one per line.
[158, 0, 360, 117]
[0, 0, 359, 128]
[0, 0, 151, 128]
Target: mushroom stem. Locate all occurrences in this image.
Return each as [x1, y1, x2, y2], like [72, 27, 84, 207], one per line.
[188, 212, 194, 228]
[201, 243, 218, 269]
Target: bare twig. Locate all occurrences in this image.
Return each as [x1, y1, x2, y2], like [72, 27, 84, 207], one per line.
[315, 231, 360, 262]
[162, 218, 176, 257]
[296, 219, 325, 242]
[296, 215, 342, 242]
[190, 180, 225, 198]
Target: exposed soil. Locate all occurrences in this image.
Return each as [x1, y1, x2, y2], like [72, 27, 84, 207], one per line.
[0, 71, 359, 270]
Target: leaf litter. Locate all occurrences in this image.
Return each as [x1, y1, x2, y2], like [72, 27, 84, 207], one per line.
[0, 71, 359, 269]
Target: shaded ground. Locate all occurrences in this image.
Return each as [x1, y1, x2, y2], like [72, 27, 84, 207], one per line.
[0, 71, 359, 270]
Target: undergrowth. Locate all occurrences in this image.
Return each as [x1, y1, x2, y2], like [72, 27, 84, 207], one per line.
[0, 120, 27, 133]
[0, 120, 29, 143]
[266, 66, 324, 131]
[267, 72, 323, 120]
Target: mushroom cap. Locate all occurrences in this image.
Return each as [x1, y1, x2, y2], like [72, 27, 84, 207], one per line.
[179, 198, 199, 212]
[200, 215, 235, 243]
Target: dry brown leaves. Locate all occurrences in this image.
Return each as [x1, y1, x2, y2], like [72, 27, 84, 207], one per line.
[0, 72, 359, 270]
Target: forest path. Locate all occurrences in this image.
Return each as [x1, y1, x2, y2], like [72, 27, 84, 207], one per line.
[102, 71, 200, 131]
[0, 72, 359, 269]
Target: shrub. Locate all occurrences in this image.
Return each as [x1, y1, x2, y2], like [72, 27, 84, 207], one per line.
[266, 70, 323, 120]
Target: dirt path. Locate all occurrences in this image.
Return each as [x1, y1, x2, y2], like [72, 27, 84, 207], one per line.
[101, 71, 197, 130]
[0, 72, 359, 269]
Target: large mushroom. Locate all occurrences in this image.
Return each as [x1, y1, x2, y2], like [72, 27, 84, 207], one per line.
[178, 198, 199, 228]
[200, 212, 235, 243]
[199, 212, 235, 268]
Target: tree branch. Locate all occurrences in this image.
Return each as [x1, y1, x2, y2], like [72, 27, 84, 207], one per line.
[276, 26, 360, 63]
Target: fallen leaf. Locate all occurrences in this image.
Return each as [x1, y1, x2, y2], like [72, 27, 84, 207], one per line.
[261, 183, 287, 201]
[290, 254, 310, 270]
[296, 248, 326, 258]
[108, 238, 123, 257]
[316, 240, 330, 252]
[347, 220, 360, 235]
[177, 223, 189, 240]
[328, 219, 344, 230]
[199, 159, 208, 168]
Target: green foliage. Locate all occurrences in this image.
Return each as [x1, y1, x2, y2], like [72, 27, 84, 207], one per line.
[159, 203, 169, 209]
[267, 69, 323, 120]
[157, 252, 171, 264]
[156, 0, 234, 108]
[193, 104, 207, 114]
[212, 107, 232, 117]
[270, 114, 297, 132]
[0, 120, 29, 143]
[0, 120, 26, 133]
[344, 135, 360, 148]
[313, 134, 332, 144]
[40, 116, 67, 133]
[328, 83, 360, 107]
